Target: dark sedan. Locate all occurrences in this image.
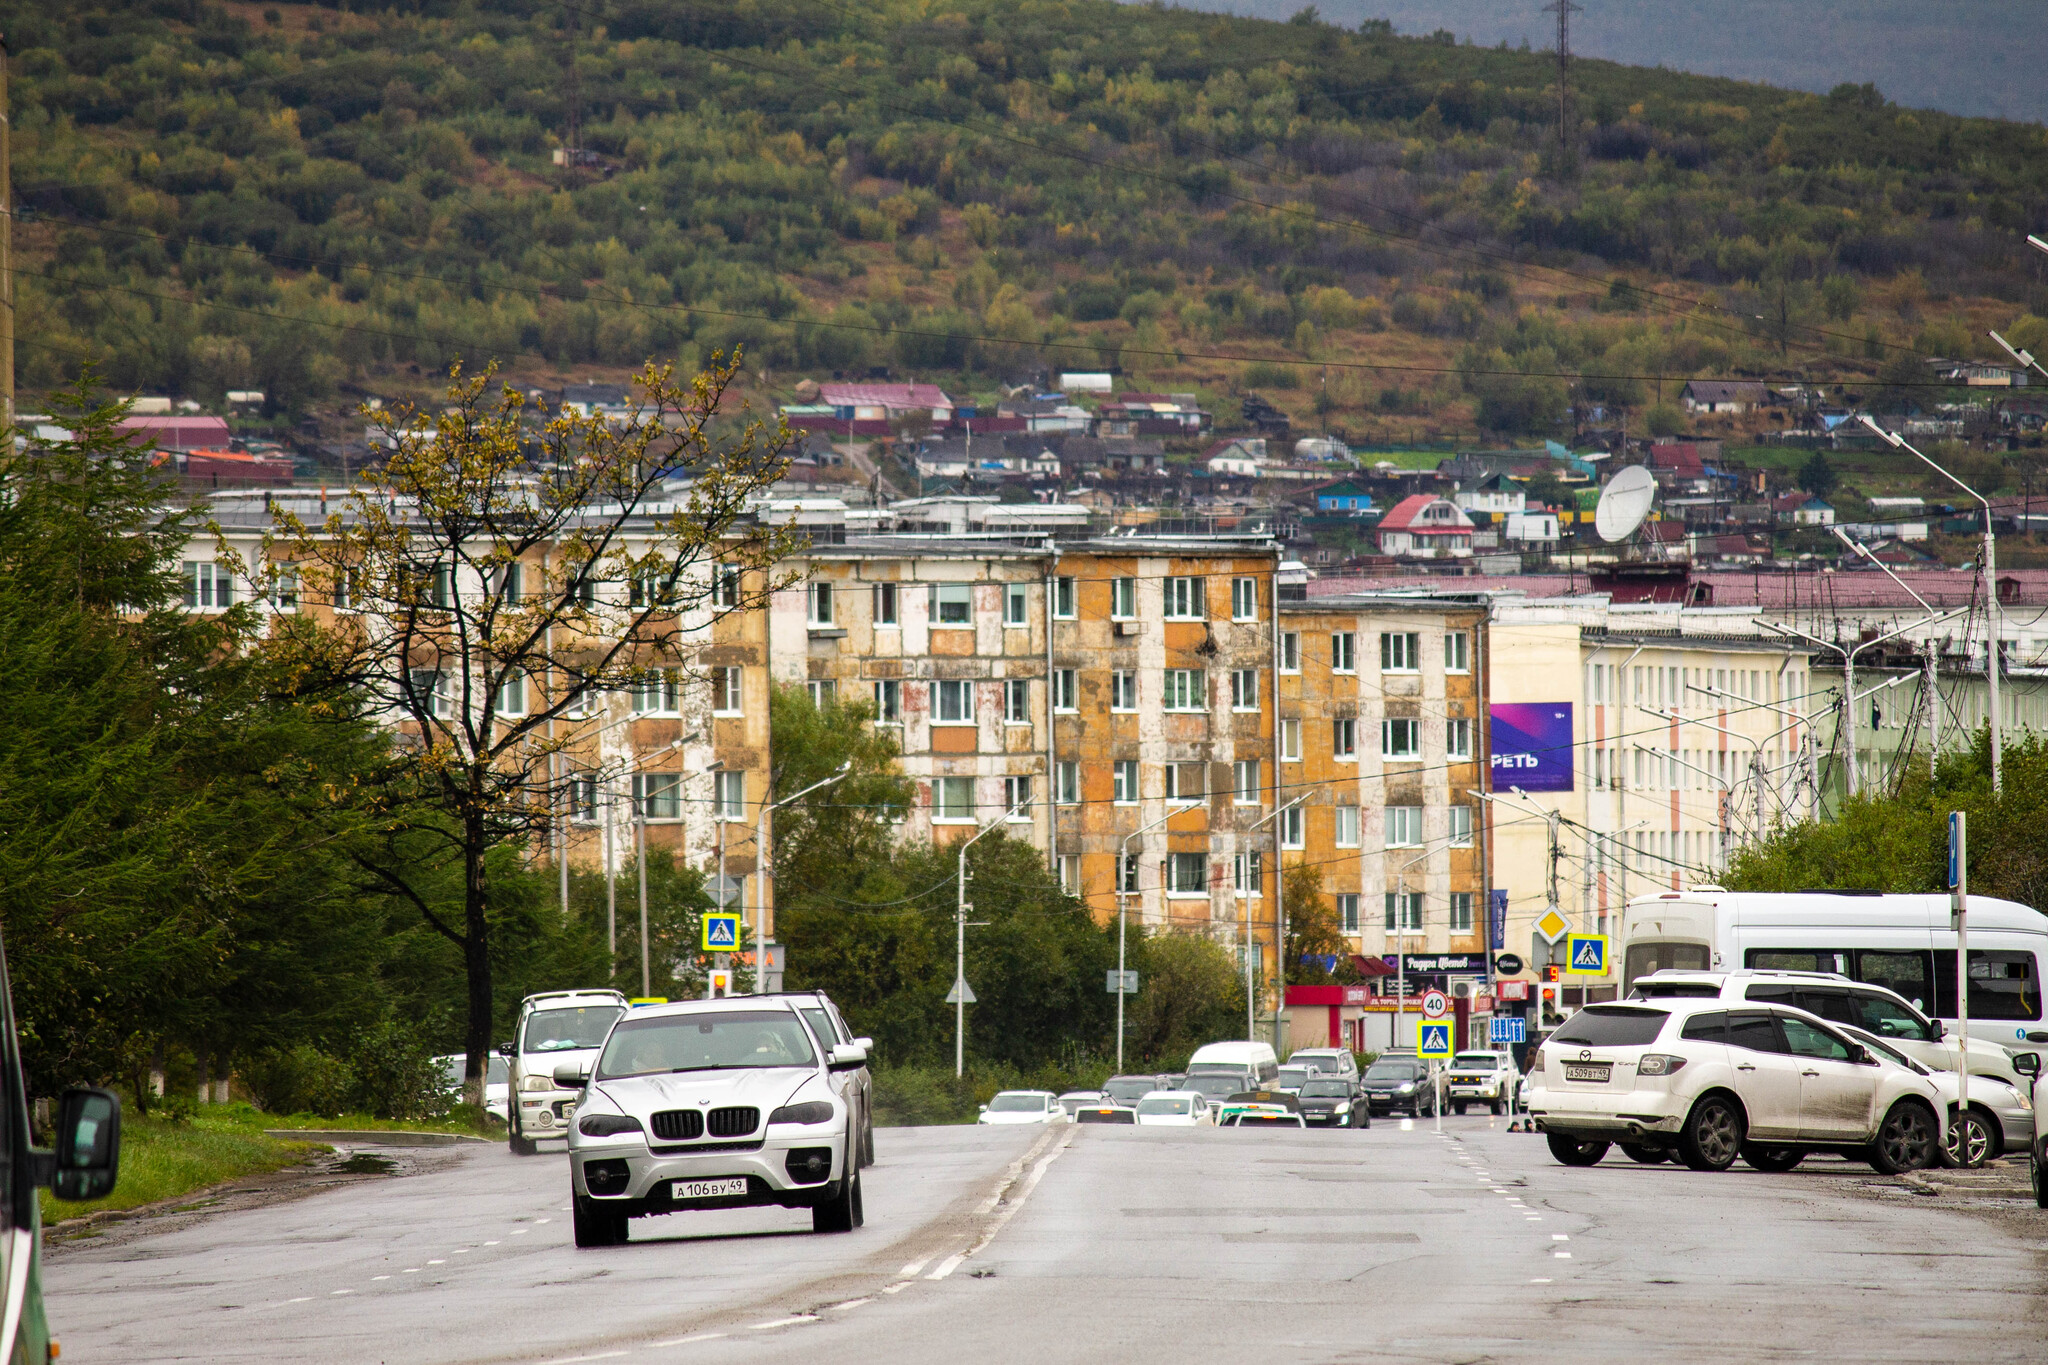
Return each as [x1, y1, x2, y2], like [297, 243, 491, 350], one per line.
[1296, 1077, 1370, 1128]
[1361, 1058, 1438, 1117]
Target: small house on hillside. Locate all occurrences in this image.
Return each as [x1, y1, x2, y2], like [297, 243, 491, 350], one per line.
[1375, 494, 1474, 559]
[1314, 479, 1377, 515]
[1454, 470, 1526, 520]
[1773, 492, 1835, 526]
[1682, 380, 1768, 415]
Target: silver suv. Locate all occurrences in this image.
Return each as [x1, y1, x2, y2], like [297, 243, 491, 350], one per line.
[764, 990, 875, 1167]
[503, 990, 627, 1155]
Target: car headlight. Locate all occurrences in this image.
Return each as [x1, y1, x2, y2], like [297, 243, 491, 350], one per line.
[768, 1101, 835, 1126]
[576, 1113, 643, 1137]
[1397, 1083, 1415, 1094]
[519, 1075, 555, 1092]
[1334, 1101, 1350, 1112]
[1635, 1054, 1688, 1076]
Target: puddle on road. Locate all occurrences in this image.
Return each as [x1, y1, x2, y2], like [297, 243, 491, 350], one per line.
[331, 1153, 399, 1175]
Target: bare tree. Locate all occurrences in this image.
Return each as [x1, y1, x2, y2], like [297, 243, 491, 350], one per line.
[249, 355, 800, 1101]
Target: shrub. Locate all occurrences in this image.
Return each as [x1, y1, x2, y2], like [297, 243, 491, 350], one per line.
[244, 1044, 356, 1117]
[348, 1017, 454, 1122]
[1243, 360, 1301, 389]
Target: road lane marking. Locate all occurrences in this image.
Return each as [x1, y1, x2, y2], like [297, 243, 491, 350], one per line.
[427, 1259, 446, 1265]
[1530, 1278, 1551, 1284]
[881, 1280, 914, 1294]
[372, 1276, 390, 1281]
[331, 1290, 352, 1296]
[830, 1298, 872, 1312]
[1555, 1252, 1572, 1259]
[537, 1218, 553, 1224]
[1553, 1234, 1569, 1240]
[403, 1268, 421, 1273]
[899, 1258, 929, 1277]
[548, 1352, 629, 1363]
[652, 1333, 727, 1347]
[287, 1297, 311, 1304]
[485, 1240, 500, 1245]
[749, 1316, 819, 1330]
[927, 1254, 967, 1280]
[454, 1248, 471, 1254]
[512, 1229, 530, 1235]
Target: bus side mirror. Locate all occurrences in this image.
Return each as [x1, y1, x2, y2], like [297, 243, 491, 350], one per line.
[50, 1087, 121, 1202]
[2013, 1053, 2041, 1080]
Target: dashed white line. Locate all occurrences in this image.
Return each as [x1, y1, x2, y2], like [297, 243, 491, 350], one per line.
[371, 1276, 390, 1282]
[512, 1229, 530, 1235]
[1554, 1252, 1573, 1259]
[881, 1280, 914, 1294]
[330, 1289, 353, 1296]
[548, 1352, 629, 1363]
[651, 1333, 727, 1347]
[1530, 1277, 1552, 1284]
[454, 1248, 471, 1254]
[402, 1268, 421, 1274]
[537, 1218, 553, 1224]
[927, 1253, 967, 1280]
[427, 1259, 446, 1265]
[900, 1258, 930, 1277]
[1552, 1234, 1570, 1241]
[830, 1298, 873, 1312]
[749, 1315, 819, 1330]
[286, 1297, 312, 1304]
[484, 1240, 501, 1246]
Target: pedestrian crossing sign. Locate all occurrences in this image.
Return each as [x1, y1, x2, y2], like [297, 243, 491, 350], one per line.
[701, 913, 741, 952]
[1564, 933, 1608, 976]
[1417, 1022, 1453, 1058]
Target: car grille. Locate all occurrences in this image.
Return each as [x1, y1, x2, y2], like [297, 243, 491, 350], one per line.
[650, 1110, 705, 1141]
[707, 1106, 759, 1138]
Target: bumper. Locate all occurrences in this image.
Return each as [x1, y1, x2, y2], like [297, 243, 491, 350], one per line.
[517, 1093, 580, 1139]
[1527, 1085, 1687, 1139]
[1299, 1111, 1355, 1126]
[1363, 1092, 1420, 1110]
[570, 1126, 849, 1213]
[1447, 1083, 1502, 1099]
[1990, 1106, 2034, 1152]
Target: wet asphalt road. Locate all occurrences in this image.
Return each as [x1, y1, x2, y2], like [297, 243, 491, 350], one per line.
[45, 1116, 2048, 1363]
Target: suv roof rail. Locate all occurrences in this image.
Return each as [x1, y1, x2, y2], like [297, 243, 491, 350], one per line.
[521, 988, 627, 1005]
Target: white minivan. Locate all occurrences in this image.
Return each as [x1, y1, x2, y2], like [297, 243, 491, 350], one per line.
[1182, 1041, 1280, 1101]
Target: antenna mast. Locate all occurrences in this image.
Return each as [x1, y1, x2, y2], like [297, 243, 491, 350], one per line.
[1542, 0, 1583, 166]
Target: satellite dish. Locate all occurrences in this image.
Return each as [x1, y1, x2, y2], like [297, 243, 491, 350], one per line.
[1594, 465, 1656, 544]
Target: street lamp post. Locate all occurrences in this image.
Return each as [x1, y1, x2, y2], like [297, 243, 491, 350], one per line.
[1115, 802, 1203, 1072]
[1860, 416, 2004, 792]
[753, 761, 853, 995]
[951, 799, 1030, 1078]
[1246, 795, 1307, 1045]
[1755, 614, 1956, 797]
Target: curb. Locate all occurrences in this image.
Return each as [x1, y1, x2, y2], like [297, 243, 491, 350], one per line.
[265, 1129, 492, 1147]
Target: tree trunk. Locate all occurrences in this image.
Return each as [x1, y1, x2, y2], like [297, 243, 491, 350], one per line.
[462, 817, 494, 1109]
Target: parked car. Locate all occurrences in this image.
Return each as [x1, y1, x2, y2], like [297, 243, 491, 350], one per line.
[1074, 1100, 1138, 1124]
[1296, 1076, 1370, 1128]
[767, 990, 876, 1168]
[563, 996, 870, 1246]
[1840, 1024, 2032, 1168]
[1215, 1090, 1301, 1125]
[1221, 1107, 1305, 1128]
[1134, 1091, 1214, 1126]
[1361, 1057, 1439, 1117]
[1185, 1040, 1280, 1093]
[435, 1053, 509, 1123]
[1271, 1065, 1311, 1095]
[1527, 999, 1945, 1173]
[504, 989, 628, 1156]
[1057, 1090, 1105, 1118]
[1102, 1074, 1175, 1108]
[2011, 1039, 2048, 1205]
[978, 1090, 1066, 1125]
[1178, 1070, 1254, 1108]
[1287, 1048, 1360, 1079]
[1445, 1051, 1515, 1116]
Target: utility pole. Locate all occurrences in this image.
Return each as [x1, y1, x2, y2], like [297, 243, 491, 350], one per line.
[1542, 0, 1582, 167]
[1, 31, 13, 428]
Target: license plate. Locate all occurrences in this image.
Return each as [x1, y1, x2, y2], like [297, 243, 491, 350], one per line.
[671, 1178, 747, 1202]
[1562, 1062, 1612, 1083]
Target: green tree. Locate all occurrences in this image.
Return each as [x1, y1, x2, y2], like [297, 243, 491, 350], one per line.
[1798, 450, 1838, 497]
[1283, 861, 1364, 984]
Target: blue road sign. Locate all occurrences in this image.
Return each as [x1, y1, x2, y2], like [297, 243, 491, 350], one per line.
[701, 913, 741, 951]
[1418, 1022, 1453, 1057]
[1564, 933, 1609, 976]
[1949, 811, 1965, 890]
[1490, 1017, 1527, 1045]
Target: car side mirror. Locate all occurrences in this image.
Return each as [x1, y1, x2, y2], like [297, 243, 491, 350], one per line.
[1844, 1043, 1872, 1066]
[1930, 1021, 1946, 1040]
[496, 1040, 515, 1057]
[552, 1062, 590, 1089]
[49, 1087, 121, 1202]
[853, 1037, 874, 1053]
[2014, 1052, 2042, 1079]
[827, 1044, 869, 1072]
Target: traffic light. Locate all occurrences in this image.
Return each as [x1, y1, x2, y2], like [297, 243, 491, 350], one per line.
[1538, 982, 1562, 1027]
[1544, 964, 1561, 982]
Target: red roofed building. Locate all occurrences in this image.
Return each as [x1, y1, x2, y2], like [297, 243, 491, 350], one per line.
[118, 414, 230, 451]
[1374, 494, 1475, 559]
[814, 382, 955, 422]
[184, 448, 295, 485]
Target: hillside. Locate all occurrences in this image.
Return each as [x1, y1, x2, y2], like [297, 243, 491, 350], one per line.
[11, 0, 2048, 443]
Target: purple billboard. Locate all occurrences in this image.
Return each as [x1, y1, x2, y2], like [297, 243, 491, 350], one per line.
[1489, 703, 1574, 793]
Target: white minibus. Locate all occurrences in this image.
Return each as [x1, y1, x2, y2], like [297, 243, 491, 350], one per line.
[1618, 889, 2046, 1056]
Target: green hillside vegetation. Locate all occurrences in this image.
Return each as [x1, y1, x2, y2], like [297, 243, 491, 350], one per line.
[11, 0, 2048, 438]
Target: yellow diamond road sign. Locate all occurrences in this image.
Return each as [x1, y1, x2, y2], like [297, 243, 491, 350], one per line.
[1534, 906, 1571, 943]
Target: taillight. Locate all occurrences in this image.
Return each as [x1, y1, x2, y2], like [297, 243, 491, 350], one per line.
[1530, 1049, 1544, 1072]
[1636, 1054, 1688, 1076]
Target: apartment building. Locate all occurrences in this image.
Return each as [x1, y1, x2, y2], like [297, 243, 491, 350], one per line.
[1277, 593, 1490, 1048]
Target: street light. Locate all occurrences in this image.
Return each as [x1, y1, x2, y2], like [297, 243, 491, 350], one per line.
[950, 798, 1031, 1078]
[1115, 801, 1204, 1072]
[1834, 525, 1953, 776]
[1754, 613, 1959, 797]
[1246, 795, 1308, 1045]
[753, 761, 853, 995]
[1859, 416, 2004, 792]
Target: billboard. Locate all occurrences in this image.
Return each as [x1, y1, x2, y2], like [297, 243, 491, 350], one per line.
[1489, 702, 1574, 792]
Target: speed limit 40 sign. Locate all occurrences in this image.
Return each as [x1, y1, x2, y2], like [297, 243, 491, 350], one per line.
[1420, 989, 1449, 1019]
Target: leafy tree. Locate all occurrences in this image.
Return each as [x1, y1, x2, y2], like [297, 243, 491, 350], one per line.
[1283, 862, 1364, 985]
[1798, 450, 1838, 497]
[1123, 931, 1247, 1064]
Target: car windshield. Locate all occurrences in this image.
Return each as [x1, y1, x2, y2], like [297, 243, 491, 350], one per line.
[1180, 1073, 1242, 1098]
[1058, 1094, 1097, 1114]
[1298, 1080, 1351, 1098]
[1103, 1077, 1157, 1104]
[1548, 1007, 1670, 1048]
[523, 1006, 623, 1054]
[440, 1056, 509, 1085]
[1275, 1067, 1309, 1085]
[1136, 1096, 1192, 1115]
[596, 1010, 815, 1079]
[1452, 1054, 1498, 1069]
[1366, 1062, 1422, 1081]
[987, 1093, 1046, 1112]
[1292, 1053, 1340, 1071]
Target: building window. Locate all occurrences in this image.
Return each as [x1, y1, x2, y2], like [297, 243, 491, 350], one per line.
[1234, 852, 1263, 897]
[1381, 632, 1420, 672]
[492, 562, 523, 605]
[1384, 890, 1423, 932]
[1052, 669, 1078, 712]
[934, 776, 975, 821]
[1163, 669, 1207, 711]
[408, 668, 447, 719]
[1446, 717, 1471, 760]
[1280, 718, 1301, 762]
[1111, 577, 1137, 618]
[634, 669, 681, 715]
[1449, 805, 1474, 848]
[715, 770, 746, 821]
[873, 679, 902, 724]
[1385, 805, 1423, 847]
[331, 565, 362, 612]
[807, 582, 834, 626]
[1053, 576, 1076, 619]
[934, 679, 975, 724]
[1231, 577, 1257, 621]
[184, 561, 235, 609]
[1334, 805, 1359, 848]
[1168, 852, 1208, 895]
[1449, 891, 1475, 933]
[495, 672, 526, 716]
[1165, 762, 1205, 801]
[712, 564, 740, 609]
[568, 774, 598, 825]
[1331, 632, 1356, 673]
[1233, 759, 1260, 806]
[1056, 761, 1080, 804]
[931, 583, 972, 626]
[1333, 718, 1357, 760]
[1230, 669, 1259, 711]
[1280, 632, 1300, 672]
[1382, 717, 1421, 759]
[873, 582, 899, 625]
[633, 773, 682, 821]
[630, 564, 679, 609]
[1003, 775, 1032, 818]
[805, 679, 837, 709]
[1163, 576, 1204, 619]
[1005, 679, 1031, 724]
[1279, 805, 1304, 849]
[1118, 852, 1141, 894]
[1444, 630, 1470, 673]
[430, 563, 454, 610]
[1059, 855, 1081, 895]
[1113, 760, 1140, 805]
[712, 667, 743, 715]
[1337, 893, 1360, 934]
[1111, 670, 1137, 711]
[1004, 583, 1029, 627]
[267, 568, 299, 612]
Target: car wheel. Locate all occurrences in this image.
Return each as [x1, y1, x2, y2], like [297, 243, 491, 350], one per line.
[813, 1155, 862, 1234]
[1677, 1095, 1745, 1171]
[1866, 1100, 1938, 1174]
[1740, 1143, 1805, 1173]
[1619, 1143, 1669, 1165]
[572, 1195, 627, 1248]
[1453, 1101, 1468, 1116]
[509, 1125, 538, 1157]
[1489, 1100, 1502, 1116]
[1546, 1133, 1610, 1167]
[2032, 1148, 2048, 1209]
[1939, 1108, 1993, 1169]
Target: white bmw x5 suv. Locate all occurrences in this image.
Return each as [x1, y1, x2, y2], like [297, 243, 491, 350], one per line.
[562, 997, 870, 1247]
[1528, 997, 1944, 1174]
